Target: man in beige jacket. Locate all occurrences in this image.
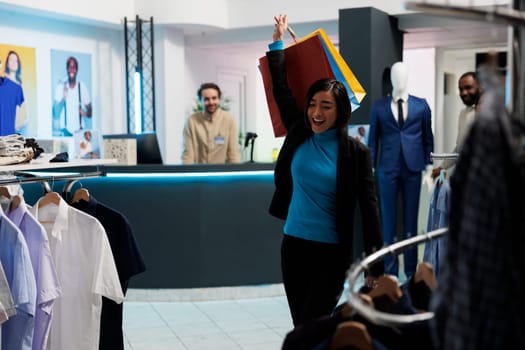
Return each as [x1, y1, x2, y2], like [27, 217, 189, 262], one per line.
[182, 82, 241, 164]
[432, 72, 481, 179]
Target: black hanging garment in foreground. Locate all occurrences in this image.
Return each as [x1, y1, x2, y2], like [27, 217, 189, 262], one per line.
[431, 68, 525, 350]
[72, 196, 146, 350]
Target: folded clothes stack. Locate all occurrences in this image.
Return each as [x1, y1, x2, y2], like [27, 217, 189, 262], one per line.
[0, 134, 35, 165]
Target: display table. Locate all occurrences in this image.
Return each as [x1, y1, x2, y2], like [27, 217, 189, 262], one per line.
[21, 163, 284, 289]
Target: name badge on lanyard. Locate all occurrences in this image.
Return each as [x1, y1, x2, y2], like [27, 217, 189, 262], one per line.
[214, 136, 225, 145]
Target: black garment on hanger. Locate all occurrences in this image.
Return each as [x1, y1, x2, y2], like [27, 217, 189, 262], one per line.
[72, 195, 146, 350]
[362, 292, 432, 350]
[431, 70, 525, 350]
[402, 277, 433, 312]
[282, 290, 432, 350]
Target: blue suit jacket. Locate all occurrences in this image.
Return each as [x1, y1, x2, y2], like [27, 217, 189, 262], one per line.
[368, 95, 434, 172]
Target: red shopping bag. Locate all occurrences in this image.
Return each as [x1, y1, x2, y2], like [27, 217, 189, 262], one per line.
[259, 29, 365, 137]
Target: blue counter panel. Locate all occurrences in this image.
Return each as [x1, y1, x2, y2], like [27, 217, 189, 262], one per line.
[22, 170, 283, 288]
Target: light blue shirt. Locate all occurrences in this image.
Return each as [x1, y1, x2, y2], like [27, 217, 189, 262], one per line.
[0, 261, 15, 319]
[0, 207, 36, 350]
[8, 201, 62, 350]
[423, 179, 450, 277]
[285, 128, 339, 243]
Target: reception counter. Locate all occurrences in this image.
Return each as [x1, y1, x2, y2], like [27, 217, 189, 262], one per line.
[22, 163, 285, 289]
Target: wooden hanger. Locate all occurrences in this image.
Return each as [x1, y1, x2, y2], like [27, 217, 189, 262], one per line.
[9, 194, 23, 211]
[358, 293, 373, 308]
[71, 188, 90, 204]
[340, 302, 354, 320]
[414, 262, 438, 291]
[38, 192, 61, 208]
[368, 275, 402, 301]
[329, 321, 374, 350]
[0, 186, 11, 199]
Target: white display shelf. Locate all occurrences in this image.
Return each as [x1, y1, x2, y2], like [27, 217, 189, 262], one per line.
[0, 156, 117, 172]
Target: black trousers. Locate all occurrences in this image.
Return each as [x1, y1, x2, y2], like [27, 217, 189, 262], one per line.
[281, 234, 349, 327]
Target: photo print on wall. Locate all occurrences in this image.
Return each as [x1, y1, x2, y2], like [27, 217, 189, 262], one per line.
[348, 124, 369, 146]
[74, 129, 101, 159]
[0, 44, 37, 137]
[50, 50, 93, 137]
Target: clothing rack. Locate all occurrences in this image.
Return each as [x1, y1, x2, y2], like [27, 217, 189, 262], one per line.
[3, 170, 105, 196]
[0, 158, 115, 197]
[346, 227, 448, 327]
[430, 152, 458, 160]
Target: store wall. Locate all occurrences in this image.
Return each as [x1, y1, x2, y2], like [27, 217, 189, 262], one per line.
[153, 26, 186, 165]
[403, 48, 436, 131]
[0, 9, 126, 140]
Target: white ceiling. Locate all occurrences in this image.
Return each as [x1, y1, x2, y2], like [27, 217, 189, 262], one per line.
[404, 24, 508, 49]
[184, 11, 509, 56]
[399, 11, 509, 49]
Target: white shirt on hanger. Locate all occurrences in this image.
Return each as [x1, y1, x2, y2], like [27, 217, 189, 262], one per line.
[30, 196, 123, 350]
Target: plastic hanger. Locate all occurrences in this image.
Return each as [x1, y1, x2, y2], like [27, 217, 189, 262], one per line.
[329, 321, 374, 350]
[38, 192, 61, 208]
[71, 188, 90, 204]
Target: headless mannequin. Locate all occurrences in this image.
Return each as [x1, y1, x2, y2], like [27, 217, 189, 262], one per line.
[391, 62, 408, 98]
[368, 61, 434, 279]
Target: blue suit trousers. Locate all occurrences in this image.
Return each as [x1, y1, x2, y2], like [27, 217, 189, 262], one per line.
[377, 155, 421, 278]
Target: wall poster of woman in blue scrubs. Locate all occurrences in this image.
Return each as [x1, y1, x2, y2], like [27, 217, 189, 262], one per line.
[0, 44, 37, 137]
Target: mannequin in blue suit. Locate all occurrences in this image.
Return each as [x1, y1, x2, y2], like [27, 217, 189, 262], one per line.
[368, 62, 434, 278]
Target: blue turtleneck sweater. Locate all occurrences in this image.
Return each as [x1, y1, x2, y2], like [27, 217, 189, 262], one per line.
[284, 128, 339, 243]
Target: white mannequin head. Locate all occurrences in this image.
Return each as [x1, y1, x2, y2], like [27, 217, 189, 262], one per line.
[390, 61, 408, 97]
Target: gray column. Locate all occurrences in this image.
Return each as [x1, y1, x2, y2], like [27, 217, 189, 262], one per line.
[339, 7, 403, 124]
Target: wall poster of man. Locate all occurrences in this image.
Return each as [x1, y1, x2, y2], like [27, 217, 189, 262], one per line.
[0, 44, 37, 137]
[51, 50, 93, 137]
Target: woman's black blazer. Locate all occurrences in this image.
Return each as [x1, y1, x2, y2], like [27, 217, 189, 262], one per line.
[266, 49, 384, 275]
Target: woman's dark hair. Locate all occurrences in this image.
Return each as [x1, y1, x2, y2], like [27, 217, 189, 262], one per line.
[304, 78, 352, 134]
[5, 51, 22, 84]
[198, 82, 222, 99]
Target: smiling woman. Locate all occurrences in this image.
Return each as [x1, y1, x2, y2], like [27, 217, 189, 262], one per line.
[265, 14, 384, 327]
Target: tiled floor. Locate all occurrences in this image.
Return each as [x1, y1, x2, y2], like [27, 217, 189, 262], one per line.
[123, 285, 293, 350]
[121, 259, 414, 350]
